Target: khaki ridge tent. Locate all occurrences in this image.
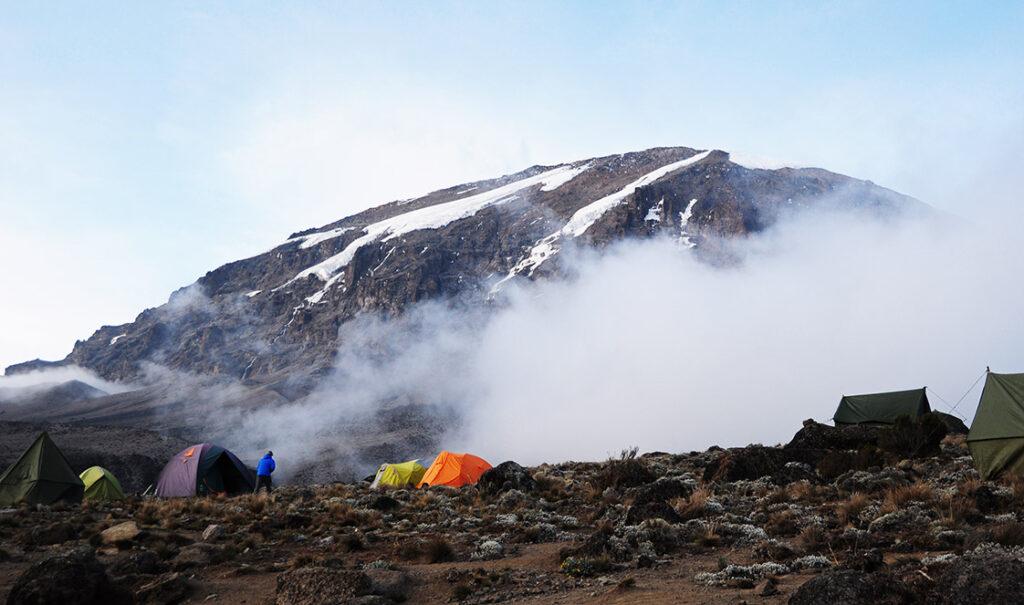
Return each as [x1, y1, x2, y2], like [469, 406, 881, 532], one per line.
[968, 372, 1024, 479]
[0, 432, 84, 506]
[80, 466, 126, 502]
[833, 388, 931, 426]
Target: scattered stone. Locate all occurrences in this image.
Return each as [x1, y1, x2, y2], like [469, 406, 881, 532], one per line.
[102, 521, 141, 545]
[201, 524, 225, 542]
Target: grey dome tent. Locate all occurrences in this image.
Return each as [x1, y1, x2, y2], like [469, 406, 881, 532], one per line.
[968, 372, 1024, 479]
[833, 388, 931, 426]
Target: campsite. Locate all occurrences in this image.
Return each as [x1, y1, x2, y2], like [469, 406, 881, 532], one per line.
[2, 373, 1024, 603]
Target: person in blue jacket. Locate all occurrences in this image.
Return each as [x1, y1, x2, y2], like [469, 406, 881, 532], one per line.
[255, 451, 276, 493]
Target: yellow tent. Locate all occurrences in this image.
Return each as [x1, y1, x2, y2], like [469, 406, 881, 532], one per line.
[371, 460, 426, 488]
[79, 466, 125, 501]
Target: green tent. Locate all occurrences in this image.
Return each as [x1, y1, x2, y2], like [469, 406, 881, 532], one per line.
[968, 372, 1024, 479]
[0, 432, 84, 506]
[370, 460, 427, 488]
[833, 388, 931, 425]
[80, 466, 125, 502]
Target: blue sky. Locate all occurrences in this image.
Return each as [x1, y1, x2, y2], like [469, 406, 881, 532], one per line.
[1, 1, 1022, 370]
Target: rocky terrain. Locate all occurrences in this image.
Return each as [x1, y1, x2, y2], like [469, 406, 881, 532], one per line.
[4, 414, 1024, 604]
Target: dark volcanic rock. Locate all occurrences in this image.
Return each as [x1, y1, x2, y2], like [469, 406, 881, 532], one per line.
[930, 551, 1024, 605]
[788, 569, 915, 605]
[784, 420, 881, 462]
[703, 446, 792, 482]
[6, 547, 131, 605]
[478, 461, 537, 496]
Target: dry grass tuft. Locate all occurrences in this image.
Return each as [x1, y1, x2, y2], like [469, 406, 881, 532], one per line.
[880, 481, 933, 514]
[797, 525, 827, 553]
[992, 522, 1024, 547]
[837, 492, 871, 527]
[765, 510, 800, 537]
[671, 486, 712, 521]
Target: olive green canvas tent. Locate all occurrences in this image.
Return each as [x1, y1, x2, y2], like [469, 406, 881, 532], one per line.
[968, 372, 1024, 479]
[80, 466, 125, 502]
[833, 388, 931, 426]
[0, 432, 84, 506]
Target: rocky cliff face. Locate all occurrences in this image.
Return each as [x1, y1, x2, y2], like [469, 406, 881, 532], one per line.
[17, 147, 920, 388]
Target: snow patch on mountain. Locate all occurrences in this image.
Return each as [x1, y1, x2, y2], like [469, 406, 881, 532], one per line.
[493, 151, 712, 292]
[563, 151, 711, 237]
[289, 227, 355, 250]
[679, 199, 699, 248]
[645, 198, 665, 223]
[283, 162, 591, 302]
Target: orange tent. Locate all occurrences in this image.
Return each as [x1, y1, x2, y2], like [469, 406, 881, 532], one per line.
[417, 451, 492, 488]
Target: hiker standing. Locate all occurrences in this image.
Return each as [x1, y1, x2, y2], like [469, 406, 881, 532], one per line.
[255, 451, 276, 493]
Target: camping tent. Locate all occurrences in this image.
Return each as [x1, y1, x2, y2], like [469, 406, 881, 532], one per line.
[833, 388, 931, 425]
[155, 444, 255, 497]
[0, 432, 84, 506]
[417, 451, 492, 488]
[80, 466, 125, 502]
[968, 372, 1024, 479]
[371, 460, 426, 488]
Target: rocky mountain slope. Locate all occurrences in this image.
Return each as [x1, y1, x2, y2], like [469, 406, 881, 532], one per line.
[6, 146, 922, 387]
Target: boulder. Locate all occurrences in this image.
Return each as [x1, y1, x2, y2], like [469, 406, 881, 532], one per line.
[275, 568, 372, 605]
[135, 572, 193, 605]
[102, 521, 141, 545]
[788, 570, 915, 605]
[702, 446, 791, 482]
[930, 550, 1024, 604]
[6, 547, 131, 605]
[477, 461, 537, 496]
[785, 420, 882, 457]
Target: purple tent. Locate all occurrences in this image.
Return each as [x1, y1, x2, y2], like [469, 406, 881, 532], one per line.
[155, 443, 255, 497]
